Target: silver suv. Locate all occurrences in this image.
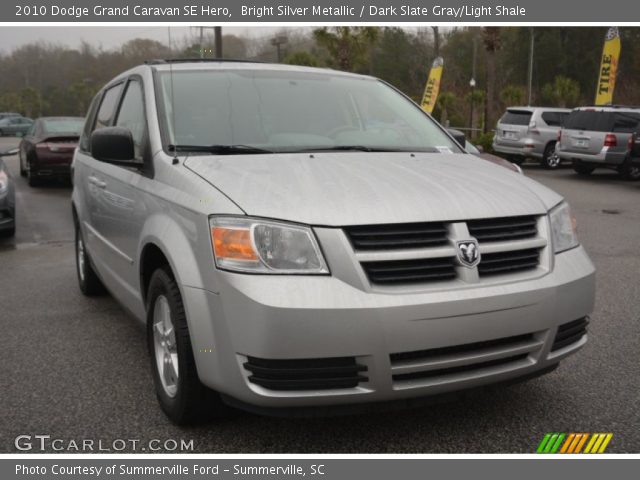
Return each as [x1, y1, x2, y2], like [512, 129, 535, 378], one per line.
[493, 107, 570, 169]
[556, 106, 640, 180]
[72, 61, 595, 424]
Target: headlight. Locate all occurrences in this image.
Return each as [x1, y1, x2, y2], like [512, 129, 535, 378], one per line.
[209, 216, 329, 274]
[0, 170, 8, 194]
[549, 201, 579, 253]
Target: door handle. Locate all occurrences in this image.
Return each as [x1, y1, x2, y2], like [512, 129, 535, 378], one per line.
[88, 176, 106, 189]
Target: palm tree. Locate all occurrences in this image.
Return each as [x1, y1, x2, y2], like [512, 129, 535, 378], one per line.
[482, 27, 502, 133]
[542, 76, 581, 108]
[313, 27, 379, 72]
[500, 85, 526, 107]
[437, 92, 456, 125]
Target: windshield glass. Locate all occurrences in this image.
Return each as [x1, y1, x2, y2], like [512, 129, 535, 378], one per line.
[157, 69, 460, 153]
[43, 118, 84, 134]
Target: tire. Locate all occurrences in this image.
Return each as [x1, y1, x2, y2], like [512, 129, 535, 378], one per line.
[542, 142, 561, 169]
[147, 266, 229, 425]
[19, 153, 26, 177]
[574, 164, 595, 176]
[75, 223, 105, 296]
[27, 160, 40, 187]
[619, 157, 640, 181]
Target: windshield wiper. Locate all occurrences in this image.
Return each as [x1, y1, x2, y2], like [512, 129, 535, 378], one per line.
[292, 145, 440, 153]
[168, 144, 273, 155]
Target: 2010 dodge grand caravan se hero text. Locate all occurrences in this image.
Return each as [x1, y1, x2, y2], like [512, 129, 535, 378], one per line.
[72, 61, 595, 424]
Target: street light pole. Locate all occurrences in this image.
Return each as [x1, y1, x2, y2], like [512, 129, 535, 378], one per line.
[527, 28, 534, 106]
[469, 78, 476, 132]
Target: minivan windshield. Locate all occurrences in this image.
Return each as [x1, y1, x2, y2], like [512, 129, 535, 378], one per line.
[157, 69, 461, 154]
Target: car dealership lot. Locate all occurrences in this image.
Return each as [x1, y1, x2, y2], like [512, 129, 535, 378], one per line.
[0, 135, 638, 453]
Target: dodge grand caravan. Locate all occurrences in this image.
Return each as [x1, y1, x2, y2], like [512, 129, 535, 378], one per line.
[72, 61, 595, 424]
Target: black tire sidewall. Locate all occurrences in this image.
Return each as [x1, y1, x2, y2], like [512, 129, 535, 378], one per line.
[543, 142, 559, 169]
[146, 268, 199, 423]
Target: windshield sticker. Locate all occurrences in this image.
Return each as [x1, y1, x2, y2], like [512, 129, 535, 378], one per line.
[435, 146, 454, 154]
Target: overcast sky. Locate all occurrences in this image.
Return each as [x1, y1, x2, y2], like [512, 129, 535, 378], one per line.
[0, 26, 285, 53]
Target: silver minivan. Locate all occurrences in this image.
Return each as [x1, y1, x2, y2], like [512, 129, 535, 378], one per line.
[72, 61, 595, 424]
[556, 106, 640, 180]
[493, 107, 570, 169]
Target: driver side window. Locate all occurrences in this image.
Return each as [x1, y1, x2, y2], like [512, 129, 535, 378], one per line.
[114, 79, 147, 161]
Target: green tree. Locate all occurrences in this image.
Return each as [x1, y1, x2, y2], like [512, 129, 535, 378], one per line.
[313, 27, 379, 72]
[541, 75, 581, 107]
[500, 84, 526, 106]
[437, 92, 457, 125]
[482, 27, 502, 132]
[283, 51, 319, 67]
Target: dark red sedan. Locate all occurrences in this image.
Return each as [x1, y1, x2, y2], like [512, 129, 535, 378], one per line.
[19, 117, 84, 186]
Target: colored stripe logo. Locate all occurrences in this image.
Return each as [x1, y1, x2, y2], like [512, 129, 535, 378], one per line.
[537, 433, 613, 454]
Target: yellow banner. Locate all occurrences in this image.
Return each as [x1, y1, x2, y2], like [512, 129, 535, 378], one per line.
[595, 27, 621, 105]
[421, 57, 444, 114]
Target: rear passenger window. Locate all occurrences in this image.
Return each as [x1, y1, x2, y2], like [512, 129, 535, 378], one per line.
[114, 80, 147, 160]
[541, 112, 568, 127]
[612, 113, 640, 133]
[95, 83, 123, 130]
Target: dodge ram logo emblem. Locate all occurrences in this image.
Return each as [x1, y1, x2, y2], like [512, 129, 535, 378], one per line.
[456, 240, 480, 267]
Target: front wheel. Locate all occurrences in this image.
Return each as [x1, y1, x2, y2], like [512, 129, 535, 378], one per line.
[147, 267, 229, 425]
[542, 142, 561, 169]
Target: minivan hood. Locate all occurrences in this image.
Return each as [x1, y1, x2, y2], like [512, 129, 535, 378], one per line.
[184, 153, 562, 226]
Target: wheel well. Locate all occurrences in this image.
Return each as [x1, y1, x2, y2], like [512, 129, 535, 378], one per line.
[140, 244, 170, 305]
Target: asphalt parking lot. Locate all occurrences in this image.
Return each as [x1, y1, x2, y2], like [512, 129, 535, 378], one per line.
[1, 135, 638, 453]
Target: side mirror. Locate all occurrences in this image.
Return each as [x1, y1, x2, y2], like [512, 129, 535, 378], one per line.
[447, 128, 466, 148]
[91, 127, 140, 166]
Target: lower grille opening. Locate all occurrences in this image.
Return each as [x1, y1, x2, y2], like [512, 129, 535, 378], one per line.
[392, 354, 529, 382]
[361, 257, 457, 285]
[390, 333, 535, 364]
[478, 248, 540, 276]
[552, 317, 589, 352]
[244, 356, 368, 391]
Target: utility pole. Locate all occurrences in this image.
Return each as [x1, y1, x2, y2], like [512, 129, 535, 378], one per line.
[198, 26, 223, 58]
[215, 27, 222, 58]
[527, 28, 534, 106]
[199, 27, 204, 58]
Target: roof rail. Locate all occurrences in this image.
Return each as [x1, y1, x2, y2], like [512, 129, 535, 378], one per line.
[578, 104, 640, 109]
[145, 58, 266, 65]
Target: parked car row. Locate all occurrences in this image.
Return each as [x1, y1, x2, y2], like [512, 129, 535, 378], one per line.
[493, 105, 640, 180]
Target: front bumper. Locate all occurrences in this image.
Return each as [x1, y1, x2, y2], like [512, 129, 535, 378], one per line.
[184, 246, 595, 410]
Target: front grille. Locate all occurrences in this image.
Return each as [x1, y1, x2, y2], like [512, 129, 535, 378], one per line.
[478, 248, 540, 276]
[390, 332, 540, 385]
[343, 215, 544, 287]
[468, 215, 537, 242]
[344, 222, 448, 251]
[243, 356, 368, 391]
[552, 317, 589, 352]
[361, 257, 456, 285]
